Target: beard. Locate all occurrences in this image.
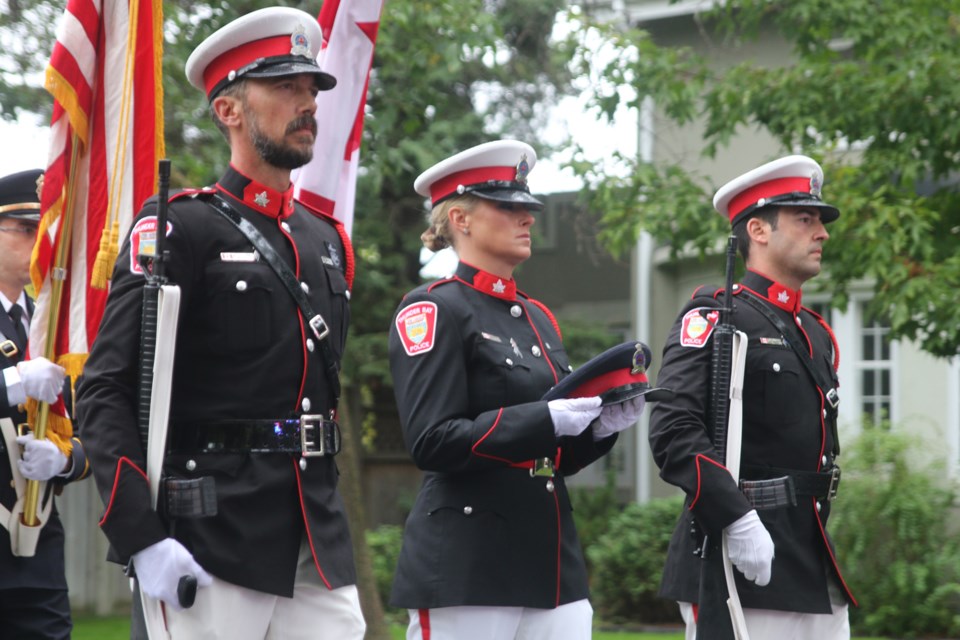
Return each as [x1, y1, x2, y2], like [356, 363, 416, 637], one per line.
[245, 107, 316, 170]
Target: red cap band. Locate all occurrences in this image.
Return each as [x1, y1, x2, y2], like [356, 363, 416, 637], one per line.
[567, 368, 650, 399]
[727, 176, 812, 222]
[203, 35, 293, 96]
[429, 165, 519, 205]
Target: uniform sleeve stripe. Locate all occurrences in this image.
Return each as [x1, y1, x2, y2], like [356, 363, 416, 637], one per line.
[98, 456, 147, 526]
[689, 454, 729, 511]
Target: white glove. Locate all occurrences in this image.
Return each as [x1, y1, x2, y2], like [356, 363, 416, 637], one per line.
[132, 538, 213, 611]
[593, 395, 646, 440]
[725, 509, 775, 586]
[548, 396, 602, 438]
[16, 433, 69, 480]
[16, 358, 66, 404]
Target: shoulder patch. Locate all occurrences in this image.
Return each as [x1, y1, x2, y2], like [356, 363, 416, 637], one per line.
[129, 216, 174, 276]
[680, 307, 718, 348]
[395, 301, 438, 356]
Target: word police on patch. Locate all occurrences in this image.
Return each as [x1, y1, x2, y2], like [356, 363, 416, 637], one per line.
[395, 301, 438, 356]
[679, 307, 718, 348]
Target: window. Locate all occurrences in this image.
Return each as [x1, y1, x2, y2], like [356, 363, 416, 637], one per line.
[857, 304, 892, 423]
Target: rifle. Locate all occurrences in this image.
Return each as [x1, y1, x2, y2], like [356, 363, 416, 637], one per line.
[131, 160, 196, 638]
[695, 235, 750, 639]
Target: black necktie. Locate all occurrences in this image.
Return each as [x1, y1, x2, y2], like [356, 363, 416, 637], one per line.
[8, 304, 28, 354]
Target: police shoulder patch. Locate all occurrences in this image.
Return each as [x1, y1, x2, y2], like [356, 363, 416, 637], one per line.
[129, 216, 174, 275]
[395, 301, 438, 356]
[679, 307, 718, 348]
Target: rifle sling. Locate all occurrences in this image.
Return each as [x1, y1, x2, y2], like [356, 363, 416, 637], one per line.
[205, 195, 342, 411]
[737, 291, 840, 458]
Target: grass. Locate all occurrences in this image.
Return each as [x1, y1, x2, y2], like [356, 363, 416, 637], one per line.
[75, 616, 890, 639]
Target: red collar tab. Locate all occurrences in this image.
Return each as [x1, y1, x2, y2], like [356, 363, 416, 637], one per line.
[728, 176, 814, 222]
[430, 166, 520, 206]
[217, 166, 294, 218]
[456, 262, 517, 301]
[743, 270, 802, 314]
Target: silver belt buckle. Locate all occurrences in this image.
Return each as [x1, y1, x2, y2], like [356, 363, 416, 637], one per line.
[529, 457, 554, 478]
[300, 414, 327, 457]
[0, 340, 18, 358]
[827, 466, 841, 501]
[308, 314, 330, 341]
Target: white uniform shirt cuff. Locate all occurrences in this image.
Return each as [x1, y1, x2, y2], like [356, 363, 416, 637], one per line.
[3, 365, 26, 406]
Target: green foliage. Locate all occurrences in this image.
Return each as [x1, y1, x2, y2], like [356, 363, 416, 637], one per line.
[366, 524, 406, 623]
[569, 469, 626, 575]
[829, 422, 960, 637]
[586, 494, 685, 625]
[564, 0, 960, 357]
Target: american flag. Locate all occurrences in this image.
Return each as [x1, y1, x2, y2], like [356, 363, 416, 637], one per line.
[293, 0, 384, 238]
[28, 0, 164, 449]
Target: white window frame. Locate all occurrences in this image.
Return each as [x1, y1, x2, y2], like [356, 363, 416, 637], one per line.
[948, 358, 960, 476]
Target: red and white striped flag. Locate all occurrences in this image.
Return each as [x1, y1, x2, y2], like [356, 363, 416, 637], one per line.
[293, 0, 384, 237]
[28, 0, 164, 448]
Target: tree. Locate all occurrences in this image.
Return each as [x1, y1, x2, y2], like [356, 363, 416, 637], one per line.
[565, 0, 960, 358]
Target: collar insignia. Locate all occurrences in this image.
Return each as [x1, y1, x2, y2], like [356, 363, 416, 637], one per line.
[290, 24, 311, 58]
[492, 279, 506, 294]
[254, 191, 270, 208]
[515, 154, 529, 185]
[777, 290, 790, 304]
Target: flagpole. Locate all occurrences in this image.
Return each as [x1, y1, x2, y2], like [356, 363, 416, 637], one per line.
[22, 133, 82, 527]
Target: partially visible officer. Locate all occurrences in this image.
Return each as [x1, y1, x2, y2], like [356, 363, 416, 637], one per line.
[388, 140, 649, 640]
[649, 155, 857, 639]
[76, 7, 364, 639]
[0, 168, 89, 640]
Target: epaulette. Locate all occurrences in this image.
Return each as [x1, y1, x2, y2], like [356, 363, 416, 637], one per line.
[424, 277, 456, 295]
[520, 292, 562, 341]
[690, 284, 744, 302]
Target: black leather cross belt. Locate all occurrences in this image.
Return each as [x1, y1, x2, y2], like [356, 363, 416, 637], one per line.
[169, 416, 341, 457]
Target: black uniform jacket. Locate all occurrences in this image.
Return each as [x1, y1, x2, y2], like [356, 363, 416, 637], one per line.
[649, 270, 856, 614]
[76, 166, 356, 597]
[388, 261, 616, 610]
[0, 297, 89, 590]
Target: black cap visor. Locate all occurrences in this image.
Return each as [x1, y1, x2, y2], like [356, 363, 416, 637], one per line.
[471, 187, 544, 211]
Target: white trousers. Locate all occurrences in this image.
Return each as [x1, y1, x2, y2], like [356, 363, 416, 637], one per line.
[165, 537, 365, 640]
[406, 599, 593, 640]
[678, 601, 850, 640]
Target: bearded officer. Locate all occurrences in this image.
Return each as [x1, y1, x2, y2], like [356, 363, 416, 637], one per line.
[76, 8, 364, 639]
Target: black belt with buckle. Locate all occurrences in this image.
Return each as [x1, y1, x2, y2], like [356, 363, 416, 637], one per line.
[169, 416, 341, 457]
[740, 464, 841, 508]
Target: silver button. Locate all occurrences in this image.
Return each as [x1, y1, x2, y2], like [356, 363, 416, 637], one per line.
[822, 455, 828, 466]
[186, 459, 197, 471]
[531, 346, 542, 357]
[510, 305, 522, 318]
[345, 290, 351, 300]
[227, 70, 236, 81]
[772, 363, 781, 372]
[281, 221, 291, 232]
[816, 501, 822, 512]
[823, 409, 828, 419]
[235, 280, 247, 292]
[545, 480, 555, 492]
[307, 338, 315, 353]
[505, 358, 514, 366]
[302, 397, 312, 412]
[299, 458, 308, 471]
[732, 284, 740, 291]
[796, 316, 803, 326]
[300, 282, 310, 294]
[545, 342, 551, 349]
[567, 365, 574, 372]
[463, 506, 473, 515]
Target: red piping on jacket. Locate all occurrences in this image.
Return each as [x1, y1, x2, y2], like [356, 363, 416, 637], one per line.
[99, 457, 148, 526]
[292, 457, 333, 590]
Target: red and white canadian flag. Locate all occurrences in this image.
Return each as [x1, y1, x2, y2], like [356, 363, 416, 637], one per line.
[293, 0, 384, 237]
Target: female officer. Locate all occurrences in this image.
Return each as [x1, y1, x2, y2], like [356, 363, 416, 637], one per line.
[387, 140, 647, 640]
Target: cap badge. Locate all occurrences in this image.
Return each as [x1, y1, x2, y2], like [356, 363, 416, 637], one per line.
[35, 173, 44, 201]
[809, 172, 822, 198]
[492, 279, 506, 294]
[630, 342, 647, 375]
[254, 191, 270, 208]
[290, 24, 312, 58]
[515, 154, 529, 185]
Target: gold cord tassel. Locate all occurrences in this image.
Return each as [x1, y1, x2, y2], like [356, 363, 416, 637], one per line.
[91, 219, 119, 289]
